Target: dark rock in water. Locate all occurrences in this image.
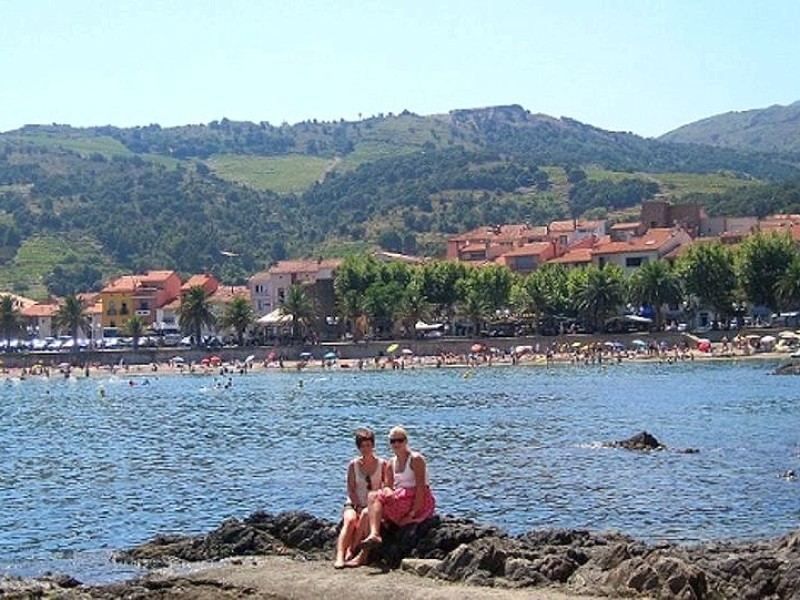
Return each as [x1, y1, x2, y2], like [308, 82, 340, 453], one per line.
[607, 431, 666, 451]
[774, 362, 800, 375]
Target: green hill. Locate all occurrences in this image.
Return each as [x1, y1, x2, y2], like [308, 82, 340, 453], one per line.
[659, 100, 800, 154]
[1, 105, 799, 298]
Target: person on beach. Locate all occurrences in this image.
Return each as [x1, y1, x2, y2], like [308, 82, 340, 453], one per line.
[334, 427, 385, 569]
[346, 426, 435, 566]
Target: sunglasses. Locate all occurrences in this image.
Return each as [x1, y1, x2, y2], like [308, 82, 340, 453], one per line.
[389, 438, 406, 444]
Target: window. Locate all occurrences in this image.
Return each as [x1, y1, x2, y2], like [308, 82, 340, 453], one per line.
[278, 288, 285, 303]
[625, 256, 648, 268]
[120, 302, 129, 315]
[107, 300, 117, 316]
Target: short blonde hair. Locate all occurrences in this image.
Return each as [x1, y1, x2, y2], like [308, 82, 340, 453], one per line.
[388, 426, 408, 442]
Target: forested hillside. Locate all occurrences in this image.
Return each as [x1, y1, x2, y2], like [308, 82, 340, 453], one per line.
[1, 104, 799, 299]
[660, 100, 800, 155]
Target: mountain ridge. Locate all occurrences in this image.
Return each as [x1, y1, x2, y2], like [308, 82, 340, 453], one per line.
[660, 100, 800, 154]
[1, 103, 799, 299]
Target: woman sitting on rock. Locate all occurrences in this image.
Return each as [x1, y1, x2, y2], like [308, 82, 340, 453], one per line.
[346, 426, 435, 566]
[334, 427, 385, 569]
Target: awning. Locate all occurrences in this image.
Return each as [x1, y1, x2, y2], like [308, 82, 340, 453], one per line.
[257, 308, 293, 325]
[415, 320, 443, 332]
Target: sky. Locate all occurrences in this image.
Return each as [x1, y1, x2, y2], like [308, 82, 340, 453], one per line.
[2, 1, 799, 138]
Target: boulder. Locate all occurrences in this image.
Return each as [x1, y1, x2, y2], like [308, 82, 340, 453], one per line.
[607, 431, 666, 451]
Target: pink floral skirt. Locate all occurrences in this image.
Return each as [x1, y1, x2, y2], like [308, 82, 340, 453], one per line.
[378, 486, 436, 524]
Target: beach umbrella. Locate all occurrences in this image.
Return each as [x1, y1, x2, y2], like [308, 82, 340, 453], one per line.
[401, 348, 414, 356]
[386, 343, 400, 353]
[209, 355, 222, 365]
[324, 351, 337, 360]
[631, 339, 647, 347]
[58, 362, 71, 369]
[697, 339, 712, 352]
[170, 356, 185, 363]
[299, 351, 312, 359]
[244, 354, 256, 364]
[760, 335, 777, 344]
[470, 343, 484, 353]
[570, 341, 582, 348]
[778, 331, 798, 339]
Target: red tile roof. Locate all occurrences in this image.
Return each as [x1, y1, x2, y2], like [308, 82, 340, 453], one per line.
[268, 259, 342, 275]
[21, 303, 60, 318]
[500, 242, 553, 257]
[549, 248, 594, 264]
[593, 228, 681, 255]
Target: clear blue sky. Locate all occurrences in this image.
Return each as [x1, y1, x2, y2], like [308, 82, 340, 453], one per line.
[2, 0, 799, 137]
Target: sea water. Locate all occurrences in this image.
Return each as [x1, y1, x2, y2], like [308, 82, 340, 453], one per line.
[1, 360, 798, 583]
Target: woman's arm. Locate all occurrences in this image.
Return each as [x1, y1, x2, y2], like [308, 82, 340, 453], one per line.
[346, 462, 359, 507]
[409, 454, 427, 518]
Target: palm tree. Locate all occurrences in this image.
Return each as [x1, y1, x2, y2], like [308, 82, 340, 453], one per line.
[122, 314, 146, 349]
[53, 295, 89, 339]
[776, 256, 800, 311]
[0, 295, 22, 341]
[396, 278, 430, 338]
[336, 290, 364, 341]
[629, 260, 683, 330]
[573, 265, 625, 332]
[220, 295, 255, 346]
[178, 285, 216, 346]
[282, 284, 315, 342]
[456, 282, 489, 337]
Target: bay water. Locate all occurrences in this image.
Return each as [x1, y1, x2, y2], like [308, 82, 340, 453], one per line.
[1, 359, 798, 583]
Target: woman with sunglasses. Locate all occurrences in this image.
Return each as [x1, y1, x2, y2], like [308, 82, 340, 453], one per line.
[334, 427, 385, 569]
[348, 426, 436, 564]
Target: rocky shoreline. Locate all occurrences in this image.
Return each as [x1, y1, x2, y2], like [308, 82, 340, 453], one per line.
[3, 509, 799, 599]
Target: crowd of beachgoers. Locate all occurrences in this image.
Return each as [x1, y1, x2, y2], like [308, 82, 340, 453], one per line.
[0, 336, 790, 383]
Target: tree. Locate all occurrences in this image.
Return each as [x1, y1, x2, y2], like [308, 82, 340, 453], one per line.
[336, 290, 365, 341]
[53, 295, 89, 339]
[737, 232, 796, 311]
[570, 265, 625, 332]
[0, 295, 22, 341]
[525, 263, 570, 319]
[122, 314, 146, 349]
[455, 279, 489, 336]
[629, 260, 682, 330]
[418, 260, 468, 322]
[178, 285, 216, 346]
[220, 295, 255, 345]
[677, 242, 738, 321]
[776, 256, 800, 311]
[282, 284, 315, 342]
[396, 276, 430, 338]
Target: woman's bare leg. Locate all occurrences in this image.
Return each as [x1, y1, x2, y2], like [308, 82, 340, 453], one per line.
[335, 508, 357, 568]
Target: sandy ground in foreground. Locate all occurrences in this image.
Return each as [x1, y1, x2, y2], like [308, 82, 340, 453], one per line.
[167, 555, 612, 600]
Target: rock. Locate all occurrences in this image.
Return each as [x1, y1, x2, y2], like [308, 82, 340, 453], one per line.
[774, 362, 800, 375]
[115, 511, 800, 599]
[434, 538, 510, 581]
[400, 557, 441, 577]
[607, 430, 666, 451]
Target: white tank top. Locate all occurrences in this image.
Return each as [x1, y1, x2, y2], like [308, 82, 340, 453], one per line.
[392, 452, 428, 489]
[350, 458, 384, 506]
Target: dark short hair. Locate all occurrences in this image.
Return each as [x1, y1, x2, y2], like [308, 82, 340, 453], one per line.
[355, 427, 375, 447]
